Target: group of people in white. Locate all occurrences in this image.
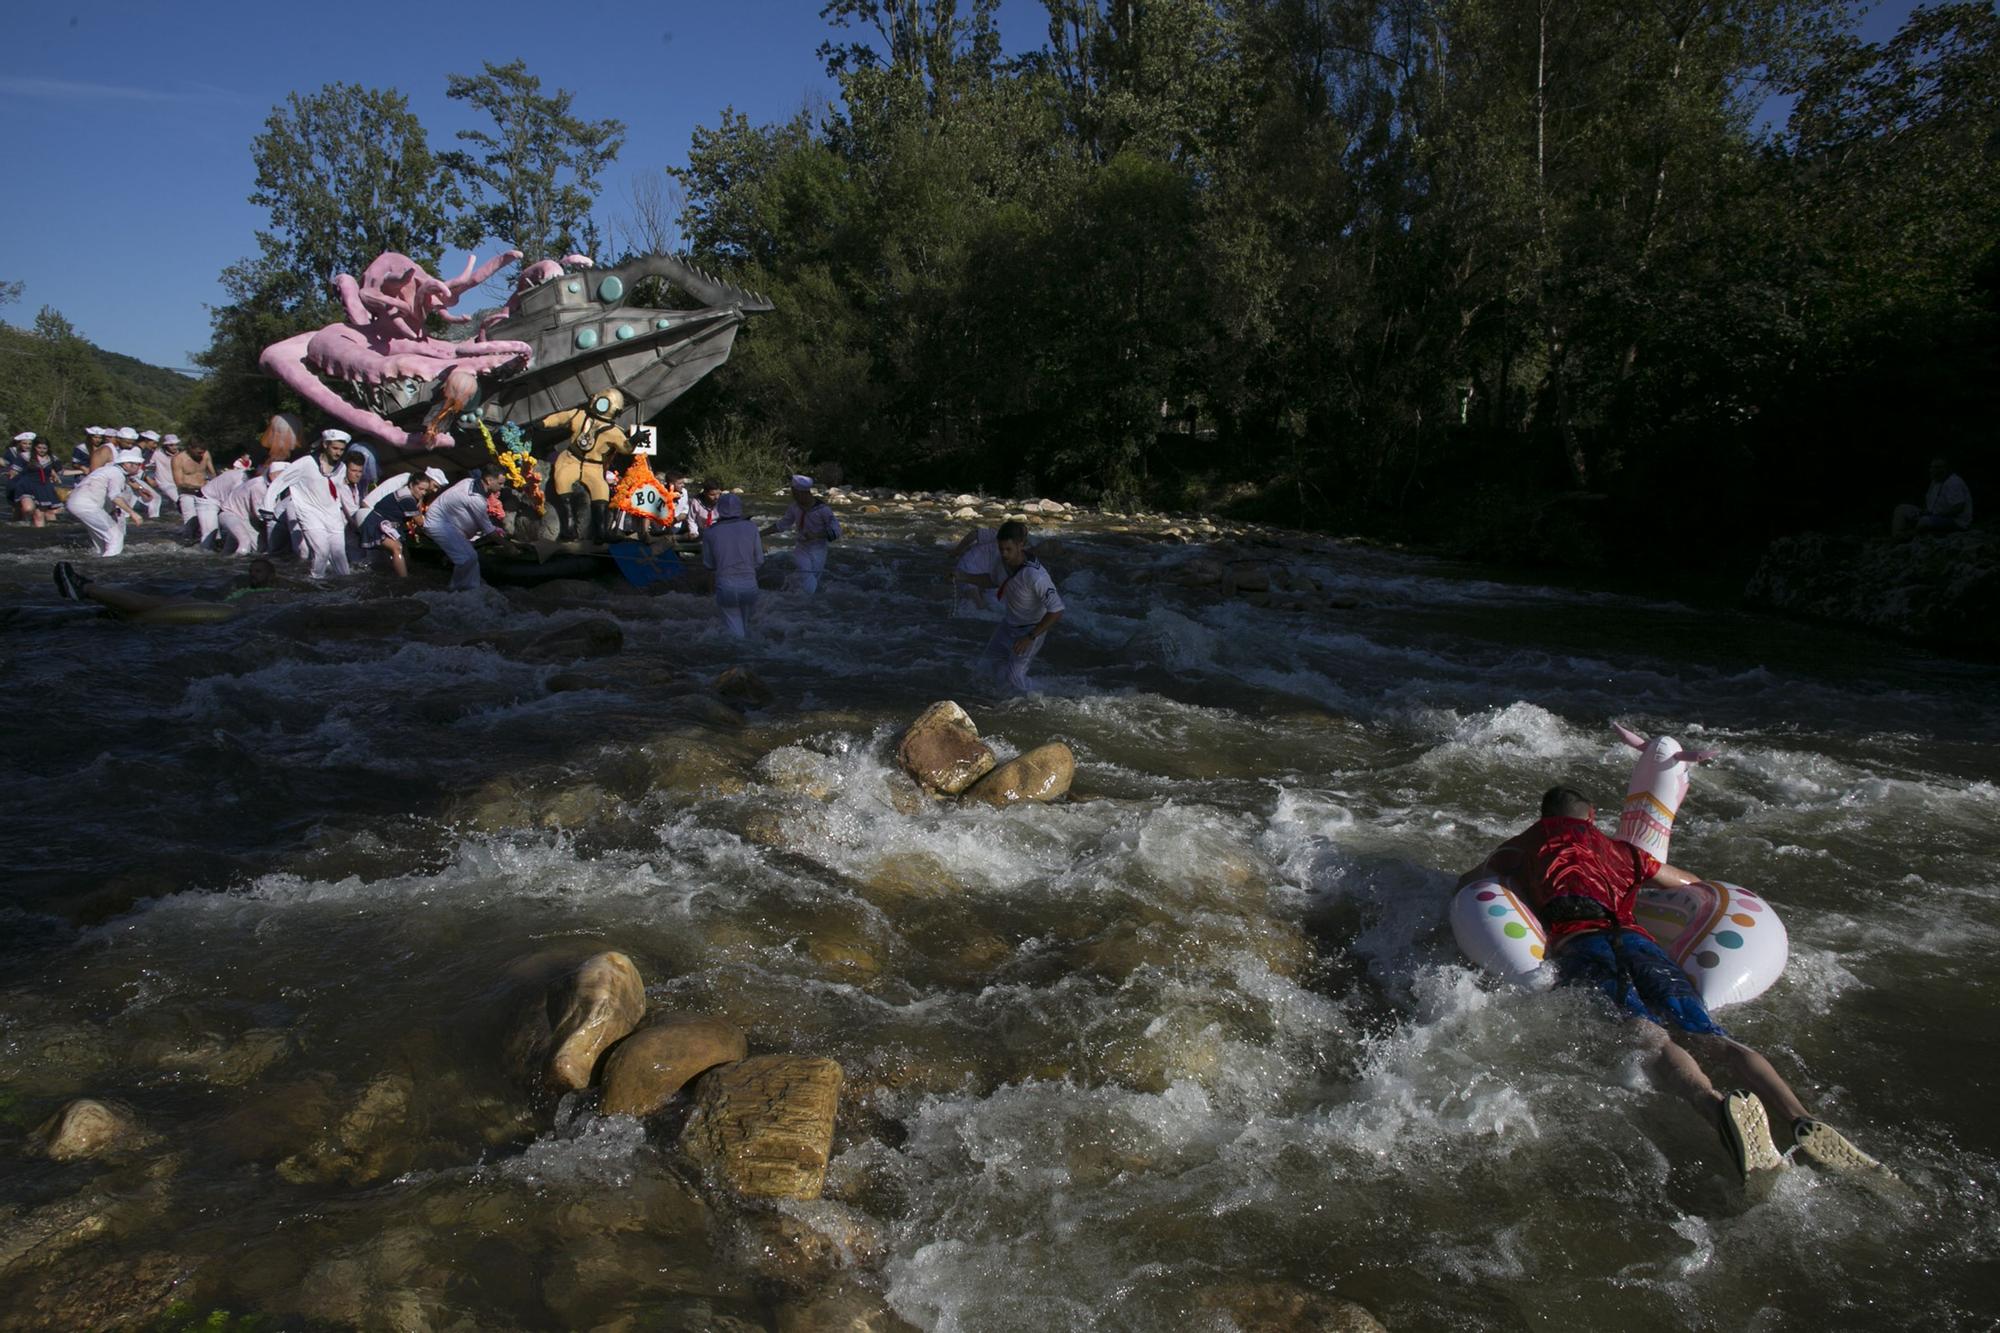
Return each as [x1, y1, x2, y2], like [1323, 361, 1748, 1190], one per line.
[18, 423, 1068, 689]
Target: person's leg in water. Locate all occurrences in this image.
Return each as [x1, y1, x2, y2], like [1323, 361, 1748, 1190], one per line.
[1577, 929, 1892, 1178]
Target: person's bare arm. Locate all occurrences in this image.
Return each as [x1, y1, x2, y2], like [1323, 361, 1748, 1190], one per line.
[1644, 861, 1702, 889]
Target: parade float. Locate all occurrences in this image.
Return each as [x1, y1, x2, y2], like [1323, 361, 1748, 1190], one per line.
[257, 248, 771, 583]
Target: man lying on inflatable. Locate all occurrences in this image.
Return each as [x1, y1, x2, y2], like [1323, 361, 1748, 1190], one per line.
[1456, 728, 1893, 1183]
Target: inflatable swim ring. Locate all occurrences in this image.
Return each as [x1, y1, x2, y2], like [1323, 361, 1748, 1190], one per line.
[1450, 876, 1788, 1009]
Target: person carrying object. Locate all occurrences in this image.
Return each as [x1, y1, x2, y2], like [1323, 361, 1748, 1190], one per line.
[357, 468, 445, 577]
[424, 464, 507, 591]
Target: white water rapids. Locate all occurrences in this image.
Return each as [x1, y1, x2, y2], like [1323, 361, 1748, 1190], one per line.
[1, 507, 1996, 1330]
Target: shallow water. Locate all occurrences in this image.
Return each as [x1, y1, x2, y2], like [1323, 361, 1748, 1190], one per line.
[1, 509, 1996, 1330]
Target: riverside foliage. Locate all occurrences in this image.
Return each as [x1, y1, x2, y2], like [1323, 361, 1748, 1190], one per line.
[190, 2, 1997, 565]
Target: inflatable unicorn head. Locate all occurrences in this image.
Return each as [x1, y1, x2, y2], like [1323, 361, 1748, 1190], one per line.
[1612, 723, 1717, 863]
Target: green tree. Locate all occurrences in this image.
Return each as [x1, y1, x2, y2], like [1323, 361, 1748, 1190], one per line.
[443, 60, 626, 264]
[31, 306, 111, 443]
[248, 84, 463, 305]
[188, 83, 465, 451]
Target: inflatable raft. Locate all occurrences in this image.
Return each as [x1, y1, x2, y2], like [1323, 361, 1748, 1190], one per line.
[1451, 875, 1788, 1008]
[1450, 722, 1789, 1009]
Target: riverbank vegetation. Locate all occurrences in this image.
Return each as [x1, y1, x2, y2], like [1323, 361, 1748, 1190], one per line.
[182, 1, 1997, 573]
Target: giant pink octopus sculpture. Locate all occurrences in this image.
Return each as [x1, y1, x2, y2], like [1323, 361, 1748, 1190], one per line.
[259, 250, 535, 451]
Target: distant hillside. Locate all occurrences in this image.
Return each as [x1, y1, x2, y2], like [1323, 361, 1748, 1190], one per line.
[0, 318, 198, 442]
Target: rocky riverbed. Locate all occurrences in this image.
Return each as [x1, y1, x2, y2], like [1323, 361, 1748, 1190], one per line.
[2, 489, 1996, 1330]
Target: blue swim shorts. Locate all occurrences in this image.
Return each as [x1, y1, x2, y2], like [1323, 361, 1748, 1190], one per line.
[1551, 929, 1730, 1038]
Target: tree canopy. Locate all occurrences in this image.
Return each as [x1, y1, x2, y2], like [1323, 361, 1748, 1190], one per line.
[170, 12, 1997, 563]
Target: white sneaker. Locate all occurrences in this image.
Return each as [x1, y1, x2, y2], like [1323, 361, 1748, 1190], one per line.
[1722, 1091, 1786, 1178]
[1794, 1118, 1898, 1184]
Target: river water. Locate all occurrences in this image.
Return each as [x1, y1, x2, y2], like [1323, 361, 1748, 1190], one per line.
[1, 503, 1996, 1331]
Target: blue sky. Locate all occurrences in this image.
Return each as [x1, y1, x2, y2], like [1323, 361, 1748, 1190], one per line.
[1, 0, 1916, 372]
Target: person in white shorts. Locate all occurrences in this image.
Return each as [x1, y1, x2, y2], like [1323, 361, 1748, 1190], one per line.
[64, 448, 148, 556]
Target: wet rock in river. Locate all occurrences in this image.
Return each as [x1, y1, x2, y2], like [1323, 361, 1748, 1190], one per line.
[683, 1055, 844, 1200]
[716, 665, 775, 708]
[600, 1016, 749, 1118]
[1194, 1281, 1388, 1332]
[762, 746, 842, 800]
[740, 1203, 889, 1296]
[543, 1229, 743, 1328]
[774, 1276, 921, 1333]
[894, 701, 995, 796]
[0, 1020, 114, 1095]
[275, 1072, 418, 1187]
[0, 1248, 185, 1333]
[806, 925, 883, 987]
[537, 780, 615, 829]
[965, 741, 1075, 806]
[508, 951, 649, 1094]
[451, 774, 533, 831]
[31, 1098, 151, 1161]
[547, 952, 648, 1091]
[520, 615, 625, 663]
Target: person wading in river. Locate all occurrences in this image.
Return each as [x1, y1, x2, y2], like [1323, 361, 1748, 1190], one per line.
[974, 520, 1064, 693]
[1458, 785, 1894, 1182]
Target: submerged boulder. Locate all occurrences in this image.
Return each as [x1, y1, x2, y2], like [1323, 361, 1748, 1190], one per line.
[1195, 1282, 1387, 1332]
[683, 1055, 844, 1200]
[275, 1073, 418, 1186]
[599, 1016, 748, 1118]
[966, 742, 1075, 807]
[31, 1098, 150, 1162]
[715, 666, 775, 708]
[894, 701, 995, 796]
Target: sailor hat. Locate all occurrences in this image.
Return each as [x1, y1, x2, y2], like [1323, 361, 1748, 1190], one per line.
[162, 434, 180, 445]
[114, 447, 145, 464]
[12, 431, 34, 442]
[117, 427, 139, 441]
[320, 428, 352, 443]
[789, 474, 814, 490]
[423, 467, 448, 485]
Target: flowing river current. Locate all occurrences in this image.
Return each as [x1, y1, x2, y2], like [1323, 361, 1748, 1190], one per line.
[2, 502, 1997, 1331]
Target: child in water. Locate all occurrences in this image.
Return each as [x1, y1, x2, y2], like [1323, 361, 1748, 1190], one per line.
[975, 520, 1064, 692]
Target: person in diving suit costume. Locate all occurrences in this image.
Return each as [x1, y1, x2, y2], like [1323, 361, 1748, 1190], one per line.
[542, 387, 633, 543]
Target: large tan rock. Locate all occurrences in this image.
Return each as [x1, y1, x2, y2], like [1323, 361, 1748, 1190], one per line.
[894, 701, 995, 796]
[965, 742, 1075, 807]
[508, 951, 649, 1094]
[548, 952, 648, 1090]
[599, 1016, 748, 1118]
[31, 1098, 148, 1162]
[683, 1055, 843, 1199]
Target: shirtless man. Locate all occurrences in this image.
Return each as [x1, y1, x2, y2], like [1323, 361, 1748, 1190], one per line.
[169, 437, 215, 528]
[1459, 786, 1892, 1180]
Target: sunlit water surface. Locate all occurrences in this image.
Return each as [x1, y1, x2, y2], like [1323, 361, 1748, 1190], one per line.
[1, 509, 1996, 1330]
